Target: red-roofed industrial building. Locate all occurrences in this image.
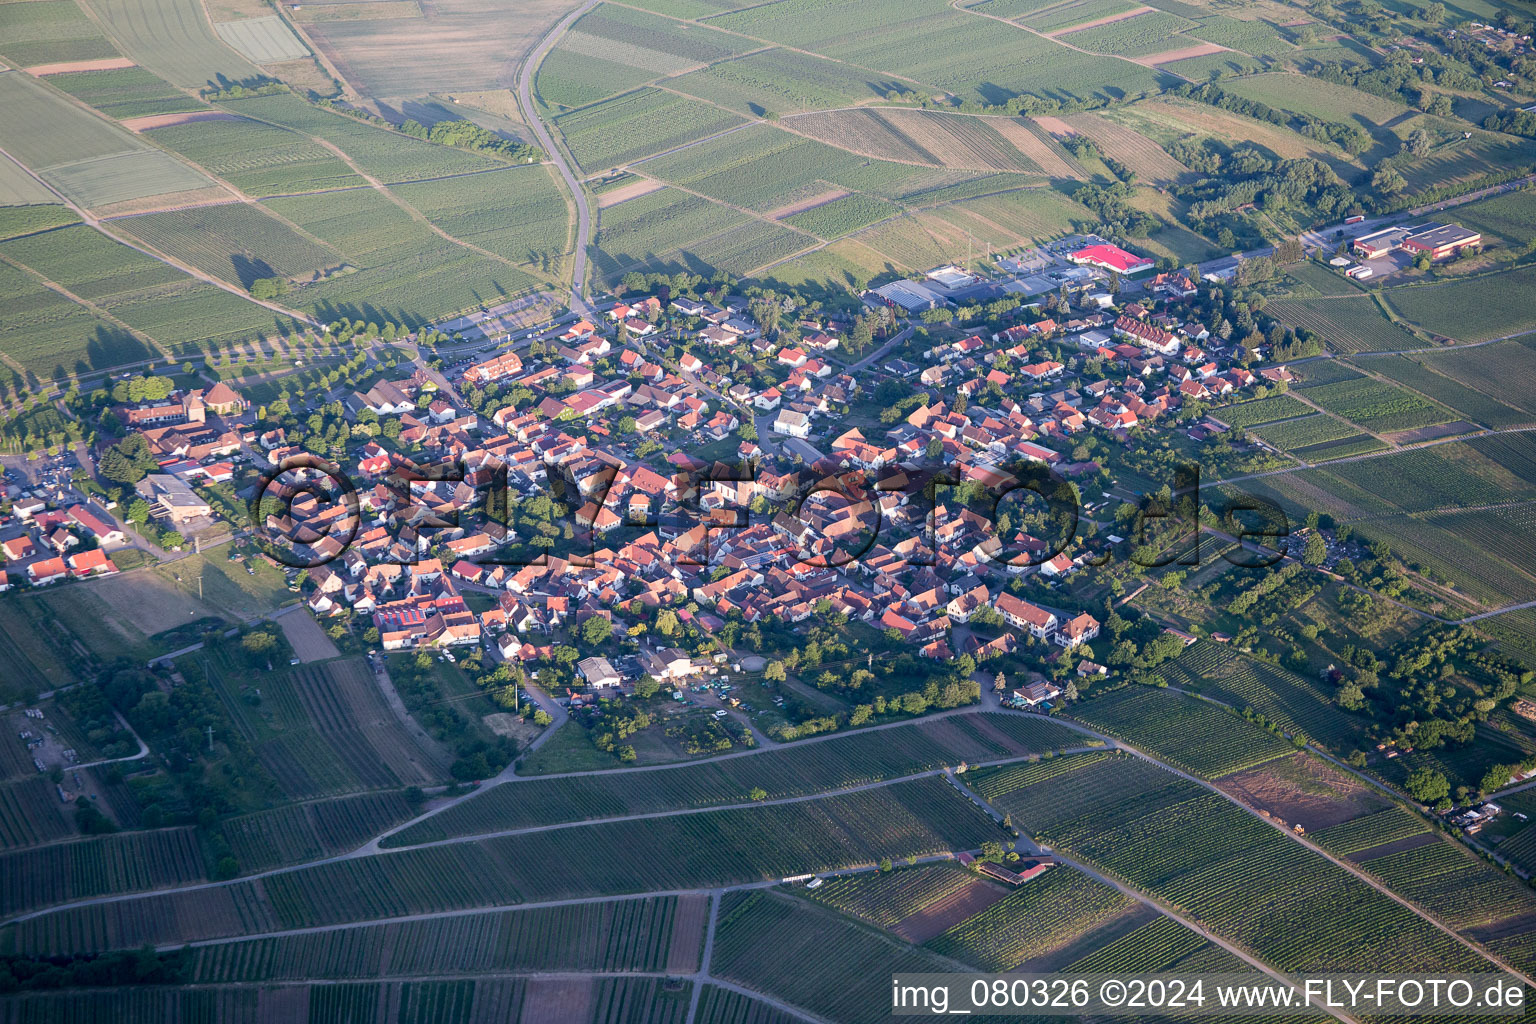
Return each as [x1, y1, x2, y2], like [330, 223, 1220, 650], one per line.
[1068, 243, 1154, 275]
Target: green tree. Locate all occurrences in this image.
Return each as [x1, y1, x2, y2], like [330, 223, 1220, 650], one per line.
[1405, 767, 1449, 804]
[579, 616, 613, 646]
[1302, 532, 1327, 566]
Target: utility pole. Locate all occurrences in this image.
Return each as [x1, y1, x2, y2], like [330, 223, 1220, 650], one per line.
[205, 724, 215, 752]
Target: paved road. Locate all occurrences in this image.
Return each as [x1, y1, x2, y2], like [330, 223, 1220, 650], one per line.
[516, 0, 599, 316]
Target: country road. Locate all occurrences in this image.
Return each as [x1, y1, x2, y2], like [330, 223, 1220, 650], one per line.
[517, 0, 599, 317]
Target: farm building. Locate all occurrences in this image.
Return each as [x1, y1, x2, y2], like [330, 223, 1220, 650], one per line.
[870, 279, 943, 313]
[1067, 243, 1154, 275]
[1403, 224, 1481, 260]
[1351, 226, 1411, 258]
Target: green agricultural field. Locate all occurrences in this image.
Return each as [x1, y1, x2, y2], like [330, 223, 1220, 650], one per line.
[1266, 297, 1423, 354]
[144, 115, 368, 196]
[1303, 376, 1452, 433]
[1058, 11, 1197, 58]
[114, 203, 343, 286]
[1018, 0, 1142, 31]
[1157, 643, 1366, 751]
[221, 792, 419, 873]
[1185, 15, 1295, 58]
[77, 0, 260, 90]
[189, 895, 705, 981]
[1448, 188, 1536, 255]
[388, 712, 1077, 846]
[754, 238, 898, 294]
[45, 67, 204, 120]
[5, 777, 1000, 952]
[556, 89, 746, 174]
[390, 166, 570, 269]
[0, 159, 61, 208]
[1, 218, 304, 360]
[1252, 412, 1358, 450]
[1159, 50, 1264, 79]
[784, 193, 903, 239]
[0, 204, 78, 239]
[709, 0, 1171, 105]
[589, 185, 751, 280]
[1384, 265, 1536, 345]
[0, 259, 150, 377]
[1216, 74, 1404, 127]
[1356, 354, 1529, 428]
[638, 122, 937, 212]
[1069, 685, 1295, 777]
[0, 1, 118, 68]
[219, 94, 502, 184]
[264, 187, 540, 326]
[535, 46, 657, 110]
[927, 868, 1135, 969]
[711, 889, 962, 1024]
[1214, 393, 1311, 428]
[971, 753, 1497, 977]
[667, 48, 919, 116]
[0, 70, 213, 209]
[0, 828, 207, 919]
[213, 15, 309, 64]
[1417, 338, 1536, 417]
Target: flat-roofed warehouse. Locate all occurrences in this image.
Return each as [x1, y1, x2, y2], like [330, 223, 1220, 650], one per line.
[1351, 226, 1410, 258]
[1403, 223, 1482, 259]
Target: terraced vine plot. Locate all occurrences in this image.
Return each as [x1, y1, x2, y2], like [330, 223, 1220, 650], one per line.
[971, 754, 1493, 976]
[0, 778, 74, 850]
[1267, 297, 1423, 354]
[144, 116, 367, 197]
[1357, 354, 1529, 428]
[1156, 645, 1366, 752]
[1419, 338, 1536, 417]
[804, 863, 981, 928]
[1348, 512, 1536, 606]
[556, 89, 747, 174]
[1215, 394, 1311, 428]
[1312, 807, 1432, 857]
[387, 712, 1080, 846]
[1057, 10, 1197, 58]
[666, 47, 915, 116]
[0, 0, 119, 68]
[218, 94, 501, 184]
[114, 203, 342, 287]
[7, 778, 999, 954]
[390, 166, 571, 269]
[44, 67, 203, 120]
[1302, 376, 1452, 433]
[1069, 686, 1294, 777]
[1252, 413, 1358, 450]
[712, 889, 962, 1024]
[783, 193, 902, 239]
[191, 894, 704, 981]
[1359, 840, 1536, 931]
[1385, 265, 1536, 345]
[263, 187, 541, 326]
[1066, 915, 1225, 973]
[221, 790, 418, 872]
[926, 867, 1135, 969]
[0, 828, 206, 918]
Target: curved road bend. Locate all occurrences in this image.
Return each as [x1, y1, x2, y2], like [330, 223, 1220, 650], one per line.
[516, 0, 601, 317]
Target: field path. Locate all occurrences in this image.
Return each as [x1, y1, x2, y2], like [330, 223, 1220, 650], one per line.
[518, 0, 600, 315]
